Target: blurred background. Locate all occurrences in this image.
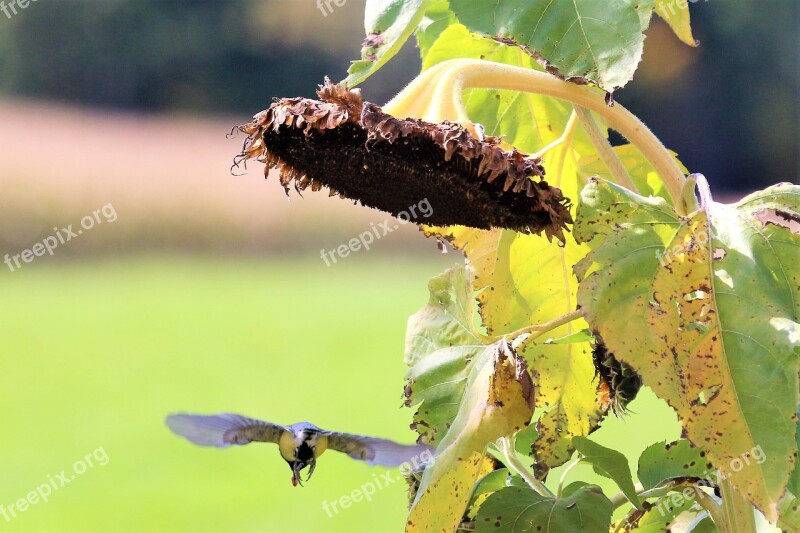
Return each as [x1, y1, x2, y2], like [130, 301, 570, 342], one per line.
[0, 1, 796, 532]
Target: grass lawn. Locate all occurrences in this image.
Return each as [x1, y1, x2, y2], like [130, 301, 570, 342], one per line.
[0, 256, 681, 532]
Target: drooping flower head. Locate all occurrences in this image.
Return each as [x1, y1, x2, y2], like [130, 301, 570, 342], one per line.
[236, 79, 572, 242]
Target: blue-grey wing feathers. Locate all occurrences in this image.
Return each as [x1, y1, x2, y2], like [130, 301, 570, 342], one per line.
[324, 432, 433, 470]
[166, 414, 433, 471]
[166, 413, 285, 447]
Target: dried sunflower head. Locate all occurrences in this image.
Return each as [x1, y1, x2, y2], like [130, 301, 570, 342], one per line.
[236, 78, 572, 241]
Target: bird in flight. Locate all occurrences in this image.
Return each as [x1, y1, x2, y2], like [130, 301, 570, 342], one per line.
[166, 413, 433, 486]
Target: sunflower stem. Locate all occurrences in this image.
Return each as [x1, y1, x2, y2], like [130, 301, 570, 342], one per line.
[556, 458, 585, 499]
[531, 110, 578, 160]
[499, 436, 554, 498]
[609, 480, 729, 531]
[509, 309, 584, 350]
[717, 478, 756, 533]
[550, 110, 580, 188]
[574, 106, 638, 193]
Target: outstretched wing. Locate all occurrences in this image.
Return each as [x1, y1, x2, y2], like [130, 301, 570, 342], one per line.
[324, 432, 434, 469]
[166, 413, 286, 448]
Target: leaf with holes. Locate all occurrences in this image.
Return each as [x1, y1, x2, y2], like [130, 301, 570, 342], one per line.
[575, 180, 800, 522]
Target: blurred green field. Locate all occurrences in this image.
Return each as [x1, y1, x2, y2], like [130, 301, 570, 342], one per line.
[0, 257, 683, 532]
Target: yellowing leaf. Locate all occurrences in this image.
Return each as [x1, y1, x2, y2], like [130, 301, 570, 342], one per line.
[423, 163, 602, 475]
[655, 1, 698, 47]
[423, 224, 603, 474]
[404, 266, 535, 530]
[418, 8, 694, 479]
[419, 26, 607, 465]
[407, 341, 535, 532]
[528, 342, 601, 475]
[575, 180, 800, 522]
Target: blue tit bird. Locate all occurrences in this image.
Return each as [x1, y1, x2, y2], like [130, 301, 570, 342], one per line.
[166, 413, 433, 486]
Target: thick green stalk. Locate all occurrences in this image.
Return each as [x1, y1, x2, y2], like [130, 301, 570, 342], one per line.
[717, 478, 757, 533]
[499, 437, 554, 498]
[509, 309, 584, 349]
[574, 106, 638, 193]
[610, 482, 727, 530]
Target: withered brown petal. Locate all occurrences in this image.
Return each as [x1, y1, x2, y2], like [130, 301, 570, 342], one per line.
[235, 78, 573, 241]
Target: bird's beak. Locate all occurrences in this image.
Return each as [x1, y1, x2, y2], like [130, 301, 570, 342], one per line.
[288, 458, 317, 487]
[289, 461, 308, 487]
[290, 461, 304, 487]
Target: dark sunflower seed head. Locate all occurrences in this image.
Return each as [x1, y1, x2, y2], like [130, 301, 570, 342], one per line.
[236, 78, 572, 241]
[592, 333, 642, 416]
